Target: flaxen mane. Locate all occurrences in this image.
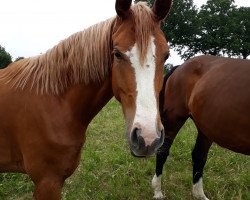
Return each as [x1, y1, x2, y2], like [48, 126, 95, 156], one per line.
[0, 2, 155, 95]
[1, 18, 115, 95]
[132, 2, 155, 64]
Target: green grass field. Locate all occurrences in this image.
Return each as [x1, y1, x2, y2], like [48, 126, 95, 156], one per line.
[0, 99, 249, 199]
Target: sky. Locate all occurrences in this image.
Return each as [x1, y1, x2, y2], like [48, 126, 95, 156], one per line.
[0, 0, 249, 65]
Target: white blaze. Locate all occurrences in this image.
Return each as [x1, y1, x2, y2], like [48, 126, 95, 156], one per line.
[125, 36, 158, 146]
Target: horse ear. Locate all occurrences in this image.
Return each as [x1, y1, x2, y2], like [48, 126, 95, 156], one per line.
[152, 0, 172, 21]
[115, 0, 132, 19]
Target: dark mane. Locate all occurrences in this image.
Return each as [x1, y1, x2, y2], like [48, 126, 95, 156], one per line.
[159, 65, 180, 115]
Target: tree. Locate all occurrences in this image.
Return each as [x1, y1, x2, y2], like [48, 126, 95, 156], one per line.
[134, 0, 249, 59]
[164, 63, 174, 74]
[228, 6, 250, 59]
[0, 45, 12, 69]
[195, 0, 237, 57]
[135, 0, 199, 58]
[15, 56, 25, 62]
[162, 0, 199, 59]
[134, 0, 200, 59]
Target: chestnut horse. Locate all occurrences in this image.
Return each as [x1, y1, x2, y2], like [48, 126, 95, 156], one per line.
[0, 0, 172, 199]
[152, 55, 250, 200]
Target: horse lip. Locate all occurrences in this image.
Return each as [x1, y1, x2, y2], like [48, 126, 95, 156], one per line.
[130, 150, 146, 158]
[130, 145, 156, 158]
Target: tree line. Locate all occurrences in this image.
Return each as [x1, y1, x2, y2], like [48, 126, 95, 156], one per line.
[0, 46, 12, 69]
[135, 0, 250, 60]
[1, 0, 249, 68]
[0, 45, 24, 69]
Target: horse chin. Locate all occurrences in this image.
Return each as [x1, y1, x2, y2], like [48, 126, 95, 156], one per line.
[130, 150, 146, 158]
[130, 149, 155, 158]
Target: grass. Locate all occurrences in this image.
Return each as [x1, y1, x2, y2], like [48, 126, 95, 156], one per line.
[0, 98, 249, 199]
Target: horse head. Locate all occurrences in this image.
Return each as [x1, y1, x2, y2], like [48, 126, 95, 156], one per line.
[111, 0, 172, 157]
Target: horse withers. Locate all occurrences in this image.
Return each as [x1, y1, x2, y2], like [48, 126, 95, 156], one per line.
[152, 55, 250, 199]
[0, 0, 172, 199]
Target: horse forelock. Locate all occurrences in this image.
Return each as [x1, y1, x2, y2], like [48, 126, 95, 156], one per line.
[0, 17, 115, 95]
[131, 2, 156, 65]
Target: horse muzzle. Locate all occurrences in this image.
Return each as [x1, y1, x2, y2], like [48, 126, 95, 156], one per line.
[129, 127, 165, 157]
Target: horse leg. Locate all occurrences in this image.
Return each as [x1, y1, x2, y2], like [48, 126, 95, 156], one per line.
[192, 130, 212, 200]
[152, 137, 173, 199]
[24, 141, 83, 200]
[152, 117, 187, 199]
[33, 176, 64, 200]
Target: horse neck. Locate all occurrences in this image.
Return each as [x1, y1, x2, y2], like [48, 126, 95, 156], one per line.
[61, 76, 113, 125]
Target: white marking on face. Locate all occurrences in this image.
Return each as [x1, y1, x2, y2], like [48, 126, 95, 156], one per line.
[125, 36, 158, 146]
[152, 174, 164, 199]
[192, 178, 209, 200]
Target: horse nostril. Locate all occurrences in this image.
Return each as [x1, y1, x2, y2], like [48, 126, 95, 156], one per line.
[151, 128, 165, 151]
[131, 128, 145, 149]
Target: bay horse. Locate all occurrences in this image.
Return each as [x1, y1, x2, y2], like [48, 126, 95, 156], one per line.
[0, 0, 172, 199]
[152, 55, 250, 200]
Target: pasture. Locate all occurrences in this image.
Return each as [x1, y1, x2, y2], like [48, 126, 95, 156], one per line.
[0, 99, 249, 199]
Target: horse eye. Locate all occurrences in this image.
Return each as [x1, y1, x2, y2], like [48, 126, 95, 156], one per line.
[114, 49, 123, 59]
